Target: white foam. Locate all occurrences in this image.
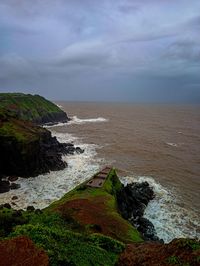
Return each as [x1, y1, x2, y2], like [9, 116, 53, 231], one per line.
[43, 116, 108, 128]
[68, 116, 108, 125]
[119, 175, 200, 243]
[56, 104, 63, 109]
[43, 122, 68, 128]
[166, 142, 178, 147]
[0, 130, 103, 210]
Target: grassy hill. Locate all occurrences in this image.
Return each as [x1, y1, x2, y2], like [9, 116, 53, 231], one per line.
[0, 93, 69, 124]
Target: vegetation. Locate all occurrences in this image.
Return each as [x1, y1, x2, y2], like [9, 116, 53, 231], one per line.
[48, 169, 143, 243]
[0, 169, 142, 265]
[1, 169, 199, 265]
[0, 92, 68, 124]
[0, 97, 67, 177]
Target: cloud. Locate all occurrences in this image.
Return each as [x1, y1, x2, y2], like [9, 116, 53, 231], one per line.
[0, 0, 200, 102]
[164, 40, 200, 63]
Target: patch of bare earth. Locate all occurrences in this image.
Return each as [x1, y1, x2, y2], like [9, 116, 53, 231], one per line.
[117, 239, 200, 266]
[0, 236, 49, 266]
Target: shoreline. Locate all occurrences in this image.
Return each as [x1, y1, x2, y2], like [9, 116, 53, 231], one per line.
[0, 123, 199, 243]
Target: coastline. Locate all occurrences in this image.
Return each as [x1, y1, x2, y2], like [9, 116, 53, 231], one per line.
[0, 118, 199, 243]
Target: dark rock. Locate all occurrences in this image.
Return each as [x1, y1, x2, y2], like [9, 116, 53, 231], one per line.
[8, 176, 18, 182]
[27, 206, 35, 212]
[3, 203, 11, 209]
[0, 180, 10, 193]
[10, 183, 21, 190]
[0, 103, 84, 179]
[117, 182, 160, 242]
[35, 209, 43, 214]
[75, 147, 84, 154]
[12, 210, 22, 217]
[134, 217, 160, 242]
[11, 196, 18, 200]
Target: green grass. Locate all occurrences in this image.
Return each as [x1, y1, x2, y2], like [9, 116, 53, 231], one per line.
[176, 239, 200, 251]
[0, 170, 139, 265]
[0, 93, 65, 123]
[167, 256, 180, 265]
[47, 169, 143, 243]
[8, 211, 124, 266]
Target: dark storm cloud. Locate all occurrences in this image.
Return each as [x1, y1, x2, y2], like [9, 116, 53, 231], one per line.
[0, 0, 200, 102]
[165, 40, 200, 62]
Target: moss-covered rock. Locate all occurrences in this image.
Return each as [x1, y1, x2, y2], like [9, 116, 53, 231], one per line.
[0, 92, 69, 124]
[48, 169, 143, 244]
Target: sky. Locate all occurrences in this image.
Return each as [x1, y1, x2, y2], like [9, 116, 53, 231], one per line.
[0, 0, 200, 102]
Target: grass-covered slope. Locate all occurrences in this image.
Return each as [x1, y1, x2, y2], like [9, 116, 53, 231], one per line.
[49, 168, 143, 244]
[0, 169, 142, 266]
[0, 169, 199, 266]
[0, 93, 69, 124]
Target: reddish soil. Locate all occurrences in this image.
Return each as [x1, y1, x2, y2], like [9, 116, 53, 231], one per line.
[117, 239, 200, 266]
[8, 104, 18, 110]
[0, 236, 49, 266]
[57, 197, 130, 242]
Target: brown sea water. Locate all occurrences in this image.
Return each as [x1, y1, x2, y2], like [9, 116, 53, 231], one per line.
[56, 102, 200, 242]
[0, 102, 199, 242]
[59, 102, 200, 212]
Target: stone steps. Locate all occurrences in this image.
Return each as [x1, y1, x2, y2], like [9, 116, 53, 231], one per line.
[87, 167, 112, 188]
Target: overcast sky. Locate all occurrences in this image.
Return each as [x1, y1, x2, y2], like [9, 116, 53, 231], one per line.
[0, 0, 200, 102]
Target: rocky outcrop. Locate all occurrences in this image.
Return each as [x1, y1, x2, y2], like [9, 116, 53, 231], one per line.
[0, 236, 49, 266]
[0, 109, 83, 188]
[0, 93, 70, 125]
[117, 182, 161, 242]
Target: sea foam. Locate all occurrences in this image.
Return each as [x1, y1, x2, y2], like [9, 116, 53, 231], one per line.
[44, 116, 108, 128]
[120, 175, 200, 243]
[0, 131, 103, 210]
[69, 116, 108, 125]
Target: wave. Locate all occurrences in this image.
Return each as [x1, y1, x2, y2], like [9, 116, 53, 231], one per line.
[119, 175, 200, 243]
[0, 130, 104, 210]
[68, 116, 108, 125]
[43, 116, 108, 128]
[56, 104, 63, 109]
[166, 142, 178, 147]
[43, 122, 68, 128]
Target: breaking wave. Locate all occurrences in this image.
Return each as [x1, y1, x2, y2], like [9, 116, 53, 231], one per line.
[43, 116, 108, 128]
[120, 175, 200, 243]
[68, 116, 108, 125]
[0, 131, 104, 210]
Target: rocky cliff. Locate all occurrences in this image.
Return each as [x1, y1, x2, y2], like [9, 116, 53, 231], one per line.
[0, 94, 82, 187]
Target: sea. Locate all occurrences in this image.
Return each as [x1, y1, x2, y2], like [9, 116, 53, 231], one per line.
[0, 102, 200, 243]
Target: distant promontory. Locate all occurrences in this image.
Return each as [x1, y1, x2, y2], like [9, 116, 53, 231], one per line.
[0, 93, 70, 125]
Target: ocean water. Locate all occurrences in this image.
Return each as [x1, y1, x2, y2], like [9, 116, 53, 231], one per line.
[0, 102, 199, 243]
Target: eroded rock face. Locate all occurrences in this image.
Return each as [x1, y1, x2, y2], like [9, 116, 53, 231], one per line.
[0, 110, 84, 185]
[117, 239, 200, 266]
[117, 182, 160, 241]
[0, 236, 49, 266]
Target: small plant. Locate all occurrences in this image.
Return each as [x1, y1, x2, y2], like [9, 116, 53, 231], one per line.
[167, 256, 180, 265]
